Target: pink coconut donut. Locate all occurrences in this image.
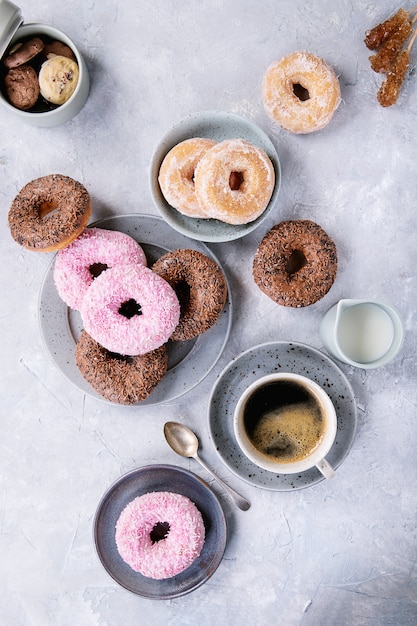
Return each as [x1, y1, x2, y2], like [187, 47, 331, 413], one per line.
[53, 228, 147, 310]
[80, 264, 180, 356]
[115, 491, 205, 579]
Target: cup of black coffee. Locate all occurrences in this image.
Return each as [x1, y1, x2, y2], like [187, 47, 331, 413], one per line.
[233, 373, 337, 478]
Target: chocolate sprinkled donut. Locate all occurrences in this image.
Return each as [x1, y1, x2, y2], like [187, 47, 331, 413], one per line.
[152, 249, 228, 341]
[75, 330, 168, 404]
[253, 220, 337, 307]
[8, 174, 92, 252]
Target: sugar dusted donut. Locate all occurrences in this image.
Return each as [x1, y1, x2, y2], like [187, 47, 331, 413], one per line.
[80, 264, 180, 356]
[152, 249, 227, 341]
[115, 491, 205, 579]
[158, 138, 217, 217]
[262, 51, 341, 134]
[75, 330, 167, 404]
[53, 228, 147, 310]
[8, 174, 91, 252]
[253, 220, 337, 307]
[194, 139, 275, 225]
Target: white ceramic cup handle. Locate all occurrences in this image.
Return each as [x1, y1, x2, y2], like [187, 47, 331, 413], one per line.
[316, 458, 336, 479]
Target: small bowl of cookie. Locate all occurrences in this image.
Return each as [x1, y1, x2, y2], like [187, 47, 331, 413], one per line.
[0, 0, 90, 126]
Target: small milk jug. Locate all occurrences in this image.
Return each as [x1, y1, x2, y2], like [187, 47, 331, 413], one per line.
[319, 299, 404, 369]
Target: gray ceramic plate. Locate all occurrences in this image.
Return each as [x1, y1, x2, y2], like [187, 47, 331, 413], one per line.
[149, 110, 281, 242]
[94, 464, 227, 599]
[208, 341, 357, 491]
[38, 214, 232, 405]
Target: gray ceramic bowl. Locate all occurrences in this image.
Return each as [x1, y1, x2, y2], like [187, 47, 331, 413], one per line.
[149, 110, 281, 242]
[0, 21, 89, 126]
[94, 464, 227, 598]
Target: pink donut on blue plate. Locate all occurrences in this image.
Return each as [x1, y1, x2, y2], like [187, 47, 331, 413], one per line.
[80, 264, 180, 356]
[53, 227, 147, 310]
[115, 491, 205, 579]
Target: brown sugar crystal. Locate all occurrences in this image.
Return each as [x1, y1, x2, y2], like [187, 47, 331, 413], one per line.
[365, 8, 410, 50]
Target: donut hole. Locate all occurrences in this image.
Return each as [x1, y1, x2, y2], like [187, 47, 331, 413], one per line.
[174, 280, 191, 314]
[38, 200, 60, 218]
[292, 83, 310, 101]
[107, 351, 134, 364]
[286, 249, 308, 276]
[150, 521, 170, 544]
[118, 298, 142, 319]
[89, 262, 108, 279]
[229, 171, 244, 191]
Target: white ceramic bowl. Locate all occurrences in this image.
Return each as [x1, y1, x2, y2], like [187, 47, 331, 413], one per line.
[0, 21, 90, 126]
[149, 110, 281, 242]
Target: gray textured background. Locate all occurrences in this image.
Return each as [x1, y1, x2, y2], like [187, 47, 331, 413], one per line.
[1, 1, 416, 624]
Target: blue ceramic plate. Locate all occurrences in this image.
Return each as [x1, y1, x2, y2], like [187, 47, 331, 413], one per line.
[208, 341, 357, 491]
[149, 110, 281, 242]
[94, 464, 227, 599]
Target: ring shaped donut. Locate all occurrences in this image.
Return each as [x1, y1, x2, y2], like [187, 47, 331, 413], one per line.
[80, 264, 180, 356]
[152, 249, 228, 341]
[194, 139, 275, 225]
[75, 330, 168, 404]
[53, 227, 147, 310]
[158, 138, 217, 218]
[253, 220, 337, 307]
[8, 174, 92, 252]
[115, 491, 205, 579]
[262, 51, 341, 134]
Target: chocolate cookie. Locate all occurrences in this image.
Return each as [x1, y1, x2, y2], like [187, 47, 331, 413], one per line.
[43, 40, 76, 62]
[4, 65, 40, 110]
[3, 37, 44, 69]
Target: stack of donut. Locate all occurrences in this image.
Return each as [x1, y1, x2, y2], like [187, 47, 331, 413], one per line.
[158, 137, 275, 225]
[8, 174, 228, 405]
[53, 230, 227, 404]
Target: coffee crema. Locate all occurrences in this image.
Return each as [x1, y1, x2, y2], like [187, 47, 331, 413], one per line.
[243, 380, 326, 464]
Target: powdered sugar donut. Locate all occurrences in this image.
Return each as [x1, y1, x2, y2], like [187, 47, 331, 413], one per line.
[262, 51, 341, 134]
[194, 139, 275, 225]
[53, 228, 147, 310]
[115, 491, 205, 579]
[158, 138, 217, 218]
[80, 264, 180, 356]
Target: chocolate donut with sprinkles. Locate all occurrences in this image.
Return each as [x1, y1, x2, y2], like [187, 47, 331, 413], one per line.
[253, 220, 337, 307]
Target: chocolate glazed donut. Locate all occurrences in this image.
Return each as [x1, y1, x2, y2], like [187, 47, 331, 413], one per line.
[253, 220, 337, 307]
[75, 330, 168, 405]
[152, 249, 228, 341]
[8, 174, 91, 252]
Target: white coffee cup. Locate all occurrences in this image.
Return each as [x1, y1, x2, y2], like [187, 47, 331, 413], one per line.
[233, 373, 337, 479]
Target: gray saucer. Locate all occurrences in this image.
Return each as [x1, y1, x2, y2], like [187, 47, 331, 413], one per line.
[208, 341, 357, 491]
[94, 464, 227, 599]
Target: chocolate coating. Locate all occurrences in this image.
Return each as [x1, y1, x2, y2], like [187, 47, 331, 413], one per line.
[4, 65, 40, 110]
[3, 37, 45, 69]
[8, 174, 92, 252]
[75, 330, 168, 404]
[253, 220, 337, 307]
[43, 41, 76, 62]
[152, 249, 228, 341]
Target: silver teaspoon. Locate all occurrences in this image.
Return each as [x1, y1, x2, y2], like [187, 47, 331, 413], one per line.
[163, 421, 251, 511]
